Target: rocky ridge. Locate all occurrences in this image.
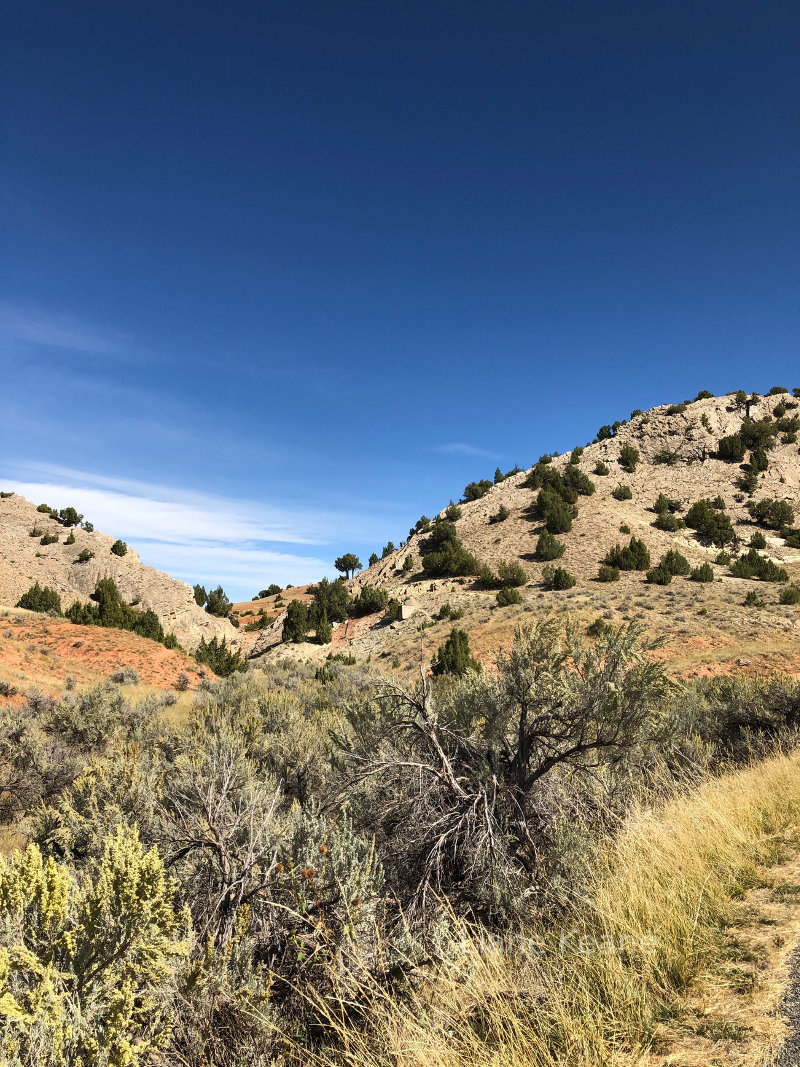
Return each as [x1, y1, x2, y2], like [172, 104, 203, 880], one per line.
[245, 391, 800, 675]
[0, 493, 237, 651]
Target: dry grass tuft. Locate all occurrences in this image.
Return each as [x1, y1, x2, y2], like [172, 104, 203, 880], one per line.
[292, 751, 800, 1066]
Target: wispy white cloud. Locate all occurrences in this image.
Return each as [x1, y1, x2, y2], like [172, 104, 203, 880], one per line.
[0, 303, 131, 357]
[435, 442, 499, 459]
[0, 464, 398, 597]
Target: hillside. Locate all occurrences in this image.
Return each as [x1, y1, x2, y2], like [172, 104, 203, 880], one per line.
[244, 389, 800, 677]
[0, 492, 237, 651]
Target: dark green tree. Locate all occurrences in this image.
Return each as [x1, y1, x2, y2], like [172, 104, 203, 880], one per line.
[316, 609, 333, 644]
[282, 600, 309, 643]
[195, 636, 246, 676]
[57, 507, 83, 527]
[535, 529, 565, 561]
[205, 586, 233, 617]
[193, 584, 207, 607]
[335, 553, 362, 579]
[16, 582, 62, 615]
[308, 577, 351, 625]
[618, 443, 640, 472]
[432, 627, 479, 676]
[717, 434, 745, 462]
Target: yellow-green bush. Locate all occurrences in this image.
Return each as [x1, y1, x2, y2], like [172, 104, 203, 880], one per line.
[0, 825, 186, 1066]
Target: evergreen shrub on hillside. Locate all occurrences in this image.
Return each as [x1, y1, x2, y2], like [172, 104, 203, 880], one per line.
[654, 512, 686, 532]
[647, 566, 672, 585]
[729, 549, 788, 583]
[432, 628, 479, 676]
[420, 521, 481, 578]
[748, 498, 795, 530]
[16, 582, 62, 615]
[653, 450, 680, 466]
[717, 434, 745, 462]
[463, 480, 492, 502]
[489, 504, 510, 524]
[690, 563, 715, 583]
[618, 443, 640, 472]
[604, 537, 650, 571]
[612, 484, 632, 501]
[111, 539, 128, 556]
[750, 447, 769, 472]
[597, 564, 620, 582]
[282, 600, 309, 643]
[195, 635, 247, 675]
[535, 530, 566, 561]
[542, 565, 576, 590]
[685, 500, 735, 547]
[496, 586, 523, 607]
[659, 549, 692, 576]
[349, 585, 389, 617]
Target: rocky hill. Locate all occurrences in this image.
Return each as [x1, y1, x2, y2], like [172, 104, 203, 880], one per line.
[0, 493, 237, 651]
[245, 390, 800, 678]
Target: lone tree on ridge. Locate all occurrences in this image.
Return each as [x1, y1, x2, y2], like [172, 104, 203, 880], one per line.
[334, 553, 362, 579]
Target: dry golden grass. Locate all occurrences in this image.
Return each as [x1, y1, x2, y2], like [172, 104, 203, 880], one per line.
[294, 752, 800, 1067]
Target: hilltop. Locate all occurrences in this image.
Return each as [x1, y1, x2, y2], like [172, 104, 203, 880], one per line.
[0, 492, 237, 651]
[243, 388, 800, 678]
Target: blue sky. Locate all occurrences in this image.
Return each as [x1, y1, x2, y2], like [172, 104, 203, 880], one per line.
[2, 1, 798, 600]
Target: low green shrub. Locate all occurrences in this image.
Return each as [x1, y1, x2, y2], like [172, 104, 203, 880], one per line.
[690, 563, 715, 583]
[603, 537, 650, 571]
[16, 582, 62, 615]
[432, 627, 479, 676]
[647, 566, 672, 585]
[612, 484, 633, 501]
[535, 529, 566, 561]
[729, 549, 789, 583]
[654, 512, 686, 532]
[111, 540, 128, 556]
[542, 565, 576, 590]
[195, 635, 247, 676]
[350, 585, 389, 617]
[717, 434, 745, 462]
[489, 504, 510, 524]
[435, 602, 464, 621]
[597, 564, 620, 582]
[748, 498, 795, 530]
[618, 443, 640, 472]
[463, 480, 493, 502]
[659, 549, 691, 576]
[496, 586, 523, 607]
[653, 450, 680, 466]
[779, 586, 800, 605]
[685, 500, 735, 547]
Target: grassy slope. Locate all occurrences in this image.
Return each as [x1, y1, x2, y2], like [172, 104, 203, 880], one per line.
[298, 751, 800, 1066]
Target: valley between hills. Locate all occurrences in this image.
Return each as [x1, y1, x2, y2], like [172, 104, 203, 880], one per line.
[4, 386, 800, 1067]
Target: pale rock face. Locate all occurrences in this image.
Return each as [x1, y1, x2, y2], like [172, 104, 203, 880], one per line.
[0, 494, 238, 651]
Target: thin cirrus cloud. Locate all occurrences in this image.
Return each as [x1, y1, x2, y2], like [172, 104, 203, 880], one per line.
[0, 302, 132, 357]
[0, 464, 394, 596]
[436, 442, 500, 459]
